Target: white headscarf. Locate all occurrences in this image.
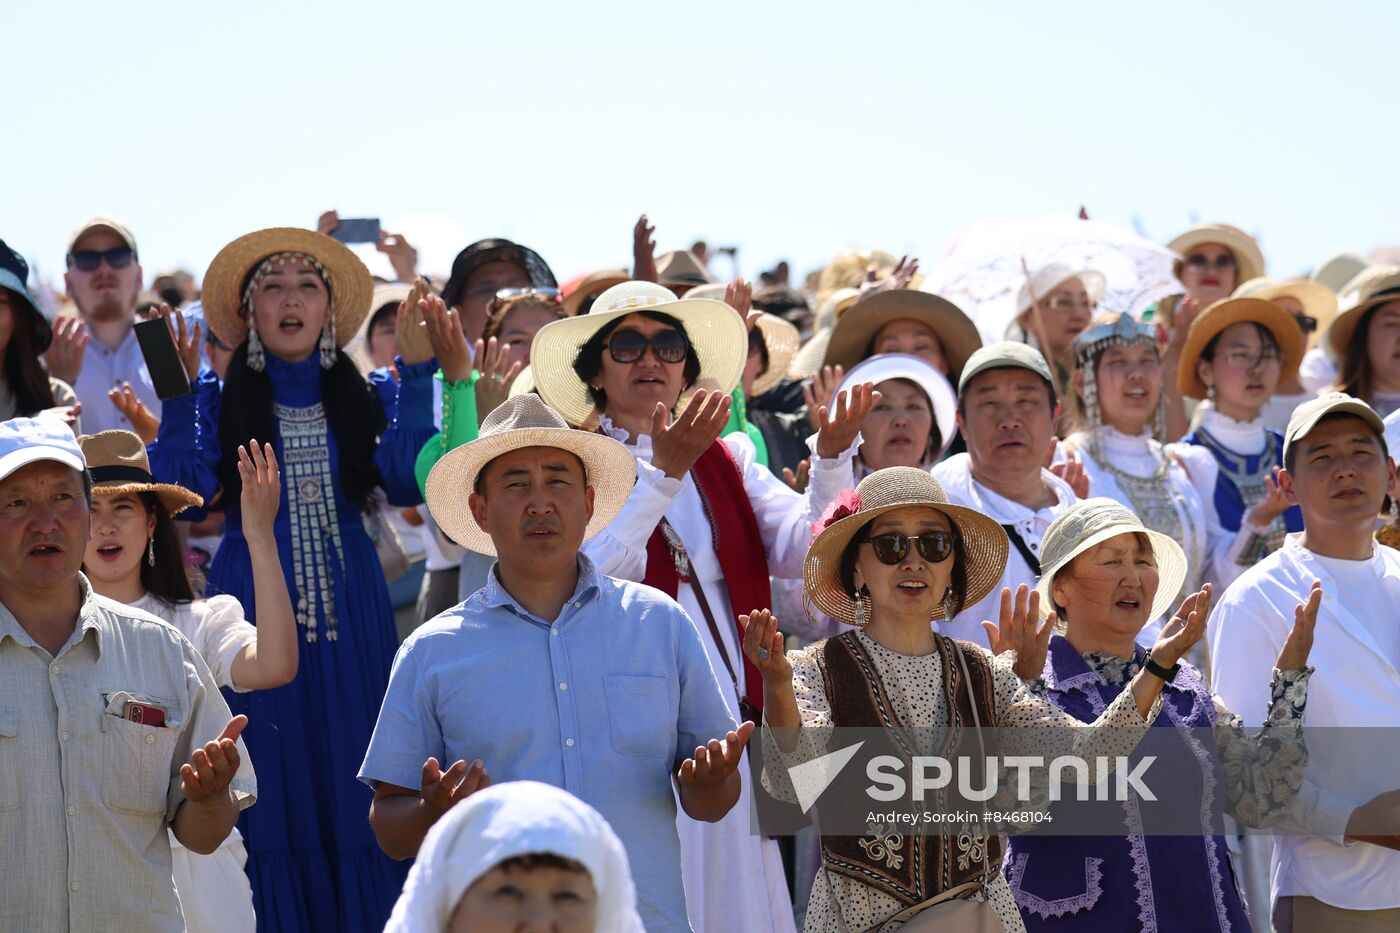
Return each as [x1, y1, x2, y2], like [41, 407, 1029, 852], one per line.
[383, 781, 645, 933]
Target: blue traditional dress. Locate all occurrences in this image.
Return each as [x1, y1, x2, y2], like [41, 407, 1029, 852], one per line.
[1005, 636, 1311, 932]
[150, 354, 436, 932]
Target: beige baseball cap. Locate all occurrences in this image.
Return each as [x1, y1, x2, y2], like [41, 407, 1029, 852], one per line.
[67, 216, 138, 257]
[1282, 392, 1385, 464]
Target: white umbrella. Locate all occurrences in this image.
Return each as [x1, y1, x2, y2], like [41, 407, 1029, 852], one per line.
[921, 214, 1183, 344]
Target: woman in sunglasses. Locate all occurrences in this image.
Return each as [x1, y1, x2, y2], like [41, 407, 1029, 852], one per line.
[528, 280, 874, 933]
[0, 238, 81, 428]
[741, 469, 1208, 932]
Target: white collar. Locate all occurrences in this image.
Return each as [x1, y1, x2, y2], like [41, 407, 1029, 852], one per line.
[1200, 405, 1267, 454]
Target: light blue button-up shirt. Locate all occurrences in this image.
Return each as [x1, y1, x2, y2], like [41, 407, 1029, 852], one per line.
[359, 556, 735, 933]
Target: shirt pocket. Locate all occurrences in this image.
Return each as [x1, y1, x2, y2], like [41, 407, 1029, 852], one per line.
[604, 674, 673, 760]
[1006, 852, 1104, 920]
[100, 693, 183, 817]
[0, 709, 19, 812]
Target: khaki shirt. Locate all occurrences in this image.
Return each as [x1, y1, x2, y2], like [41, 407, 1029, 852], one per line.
[0, 575, 256, 931]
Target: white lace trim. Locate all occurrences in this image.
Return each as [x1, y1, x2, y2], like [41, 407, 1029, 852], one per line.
[1163, 695, 1231, 932]
[1004, 853, 1104, 919]
[1199, 406, 1267, 455]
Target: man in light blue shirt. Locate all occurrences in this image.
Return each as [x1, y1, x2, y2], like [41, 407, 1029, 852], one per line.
[360, 395, 753, 932]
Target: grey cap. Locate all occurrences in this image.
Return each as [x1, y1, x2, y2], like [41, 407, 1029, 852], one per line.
[957, 340, 1055, 397]
[1283, 392, 1385, 464]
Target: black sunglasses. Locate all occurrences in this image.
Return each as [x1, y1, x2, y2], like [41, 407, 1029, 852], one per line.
[1293, 314, 1319, 335]
[1185, 254, 1236, 272]
[861, 530, 954, 565]
[606, 328, 689, 364]
[68, 247, 134, 272]
[747, 329, 766, 355]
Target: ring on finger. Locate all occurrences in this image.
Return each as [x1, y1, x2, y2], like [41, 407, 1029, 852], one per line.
[757, 646, 769, 661]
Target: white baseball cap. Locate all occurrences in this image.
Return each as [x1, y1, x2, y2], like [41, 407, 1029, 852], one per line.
[0, 417, 86, 484]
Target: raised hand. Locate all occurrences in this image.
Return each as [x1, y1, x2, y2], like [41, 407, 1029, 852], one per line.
[677, 721, 755, 790]
[108, 384, 158, 443]
[650, 389, 732, 479]
[1047, 437, 1089, 499]
[1149, 584, 1212, 670]
[981, 585, 1055, 681]
[42, 401, 83, 430]
[473, 335, 524, 419]
[376, 231, 418, 282]
[740, 609, 792, 680]
[420, 755, 490, 815]
[1276, 580, 1321, 672]
[859, 255, 919, 296]
[158, 304, 202, 380]
[725, 278, 761, 330]
[237, 440, 281, 543]
[815, 382, 879, 459]
[803, 365, 845, 431]
[781, 459, 811, 493]
[45, 316, 88, 385]
[395, 279, 435, 367]
[633, 214, 658, 283]
[1246, 468, 1291, 528]
[181, 714, 247, 804]
[316, 210, 339, 236]
[1166, 297, 1201, 353]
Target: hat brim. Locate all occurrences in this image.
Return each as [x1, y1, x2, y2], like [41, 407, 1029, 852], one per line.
[1176, 298, 1306, 399]
[529, 298, 748, 427]
[1168, 227, 1266, 285]
[0, 270, 53, 353]
[563, 273, 630, 317]
[424, 427, 637, 556]
[788, 328, 833, 380]
[751, 314, 801, 397]
[1234, 279, 1338, 351]
[0, 445, 85, 484]
[92, 481, 203, 517]
[1284, 399, 1386, 465]
[834, 354, 958, 461]
[803, 499, 1009, 624]
[201, 228, 374, 351]
[1035, 525, 1187, 625]
[1328, 279, 1400, 361]
[823, 291, 982, 383]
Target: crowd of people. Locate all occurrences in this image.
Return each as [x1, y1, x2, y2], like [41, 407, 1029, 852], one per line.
[0, 212, 1397, 933]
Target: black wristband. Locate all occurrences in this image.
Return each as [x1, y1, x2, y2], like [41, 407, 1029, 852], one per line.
[1143, 651, 1181, 683]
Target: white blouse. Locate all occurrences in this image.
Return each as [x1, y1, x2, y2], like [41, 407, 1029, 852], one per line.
[131, 593, 257, 693]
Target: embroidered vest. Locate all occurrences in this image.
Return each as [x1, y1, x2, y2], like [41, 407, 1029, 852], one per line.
[642, 439, 772, 712]
[815, 631, 1003, 905]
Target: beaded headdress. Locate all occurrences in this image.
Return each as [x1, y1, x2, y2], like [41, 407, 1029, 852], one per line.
[1073, 312, 1165, 442]
[241, 252, 337, 372]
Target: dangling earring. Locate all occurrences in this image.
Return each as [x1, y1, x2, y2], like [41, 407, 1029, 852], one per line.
[853, 586, 869, 627]
[146, 536, 156, 567]
[1206, 383, 1216, 402]
[319, 315, 337, 370]
[247, 319, 266, 372]
[942, 587, 956, 621]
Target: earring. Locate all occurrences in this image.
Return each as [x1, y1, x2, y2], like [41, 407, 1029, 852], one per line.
[319, 315, 337, 370]
[1206, 384, 1216, 402]
[942, 587, 956, 621]
[247, 319, 266, 372]
[853, 586, 869, 627]
[146, 536, 156, 567]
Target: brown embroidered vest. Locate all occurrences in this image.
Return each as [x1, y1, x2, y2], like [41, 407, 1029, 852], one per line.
[815, 631, 1003, 905]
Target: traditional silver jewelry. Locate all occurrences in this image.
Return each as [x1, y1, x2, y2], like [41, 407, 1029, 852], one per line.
[246, 320, 266, 372]
[146, 536, 156, 567]
[853, 586, 869, 627]
[319, 315, 337, 370]
[757, 646, 770, 662]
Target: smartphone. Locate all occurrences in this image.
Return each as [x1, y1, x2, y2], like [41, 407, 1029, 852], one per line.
[123, 701, 167, 727]
[330, 217, 381, 244]
[134, 318, 192, 400]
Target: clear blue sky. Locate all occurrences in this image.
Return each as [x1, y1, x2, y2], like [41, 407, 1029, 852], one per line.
[9, 0, 1397, 291]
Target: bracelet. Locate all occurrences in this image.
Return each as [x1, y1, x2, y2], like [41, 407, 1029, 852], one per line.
[1143, 651, 1181, 683]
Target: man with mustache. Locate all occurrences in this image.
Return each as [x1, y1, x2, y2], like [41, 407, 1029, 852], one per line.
[932, 342, 1083, 644]
[1210, 394, 1400, 932]
[359, 395, 749, 933]
[48, 217, 161, 434]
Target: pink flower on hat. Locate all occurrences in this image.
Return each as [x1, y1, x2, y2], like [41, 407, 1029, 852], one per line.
[813, 488, 861, 536]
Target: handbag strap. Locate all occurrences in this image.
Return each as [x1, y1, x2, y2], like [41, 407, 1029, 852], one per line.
[1000, 524, 1041, 576]
[658, 519, 740, 692]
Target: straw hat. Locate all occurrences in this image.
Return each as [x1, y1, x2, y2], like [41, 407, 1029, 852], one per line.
[424, 394, 637, 556]
[803, 467, 1009, 624]
[1167, 224, 1265, 284]
[202, 227, 374, 350]
[1015, 264, 1107, 314]
[564, 268, 631, 317]
[346, 281, 413, 374]
[1329, 267, 1400, 361]
[682, 284, 802, 398]
[656, 250, 712, 289]
[1232, 277, 1338, 351]
[528, 281, 747, 427]
[823, 290, 983, 383]
[833, 353, 958, 461]
[788, 289, 862, 380]
[1036, 498, 1186, 624]
[78, 430, 204, 516]
[1310, 251, 1370, 295]
[508, 364, 536, 398]
[1175, 297, 1306, 399]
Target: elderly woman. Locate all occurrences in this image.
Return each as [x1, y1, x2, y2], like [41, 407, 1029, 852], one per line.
[743, 468, 1208, 932]
[1003, 498, 1317, 932]
[836, 353, 957, 477]
[823, 289, 983, 387]
[385, 782, 644, 933]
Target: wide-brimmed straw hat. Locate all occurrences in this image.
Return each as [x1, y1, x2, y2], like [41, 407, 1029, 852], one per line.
[656, 250, 712, 289]
[1328, 266, 1400, 361]
[1175, 297, 1306, 399]
[202, 227, 374, 350]
[1167, 224, 1265, 284]
[1310, 251, 1370, 295]
[804, 467, 1009, 624]
[424, 394, 637, 556]
[822, 290, 983, 383]
[1035, 497, 1187, 624]
[1015, 264, 1107, 314]
[78, 430, 203, 516]
[685, 283, 802, 398]
[1232, 277, 1338, 352]
[833, 353, 958, 461]
[529, 281, 747, 427]
[564, 268, 631, 317]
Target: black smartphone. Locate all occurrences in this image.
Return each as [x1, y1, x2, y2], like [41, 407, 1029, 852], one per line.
[134, 318, 192, 400]
[330, 217, 381, 244]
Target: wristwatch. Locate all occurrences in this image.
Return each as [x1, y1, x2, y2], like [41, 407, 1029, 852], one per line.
[1143, 651, 1181, 683]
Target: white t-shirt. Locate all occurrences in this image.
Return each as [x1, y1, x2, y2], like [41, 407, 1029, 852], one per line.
[131, 593, 257, 693]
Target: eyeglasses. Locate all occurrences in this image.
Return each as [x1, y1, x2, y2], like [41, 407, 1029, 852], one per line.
[1184, 254, 1236, 272]
[860, 530, 954, 565]
[606, 328, 689, 364]
[1044, 297, 1098, 314]
[1218, 349, 1281, 368]
[68, 247, 134, 272]
[493, 287, 560, 306]
[1293, 314, 1318, 335]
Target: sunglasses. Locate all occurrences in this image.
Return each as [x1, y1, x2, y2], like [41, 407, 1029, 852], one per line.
[68, 247, 134, 272]
[1293, 314, 1318, 335]
[606, 328, 689, 364]
[1184, 254, 1236, 272]
[747, 329, 766, 355]
[860, 530, 954, 565]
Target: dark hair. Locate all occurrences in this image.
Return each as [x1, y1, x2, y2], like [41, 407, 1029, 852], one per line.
[1199, 321, 1280, 363]
[218, 342, 387, 513]
[749, 329, 770, 378]
[493, 853, 590, 875]
[138, 492, 196, 603]
[1, 289, 57, 415]
[1282, 411, 1390, 473]
[1050, 530, 1152, 620]
[1333, 304, 1394, 405]
[364, 301, 399, 352]
[837, 514, 970, 616]
[572, 310, 702, 410]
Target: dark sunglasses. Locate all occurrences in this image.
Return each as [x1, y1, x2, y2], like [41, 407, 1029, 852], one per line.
[747, 329, 766, 355]
[68, 247, 134, 272]
[1184, 253, 1236, 272]
[861, 530, 954, 565]
[606, 328, 689, 364]
[1293, 314, 1319, 335]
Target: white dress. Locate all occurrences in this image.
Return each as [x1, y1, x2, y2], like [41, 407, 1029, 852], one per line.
[133, 594, 258, 933]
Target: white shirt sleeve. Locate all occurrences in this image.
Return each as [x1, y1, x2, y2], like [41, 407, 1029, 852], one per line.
[1171, 442, 1263, 591]
[582, 458, 682, 582]
[192, 595, 259, 693]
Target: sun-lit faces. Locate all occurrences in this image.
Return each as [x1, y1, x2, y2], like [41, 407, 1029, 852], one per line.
[1178, 243, 1238, 306]
[1281, 416, 1394, 529]
[0, 461, 90, 595]
[859, 379, 934, 470]
[1094, 343, 1161, 436]
[64, 228, 142, 323]
[84, 493, 155, 589]
[249, 259, 331, 363]
[1052, 531, 1159, 640]
[1197, 322, 1281, 420]
[468, 447, 595, 574]
[591, 314, 689, 424]
[449, 860, 598, 933]
[872, 320, 947, 374]
[853, 506, 955, 624]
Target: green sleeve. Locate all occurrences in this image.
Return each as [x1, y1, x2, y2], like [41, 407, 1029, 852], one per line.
[724, 387, 769, 468]
[414, 372, 481, 500]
